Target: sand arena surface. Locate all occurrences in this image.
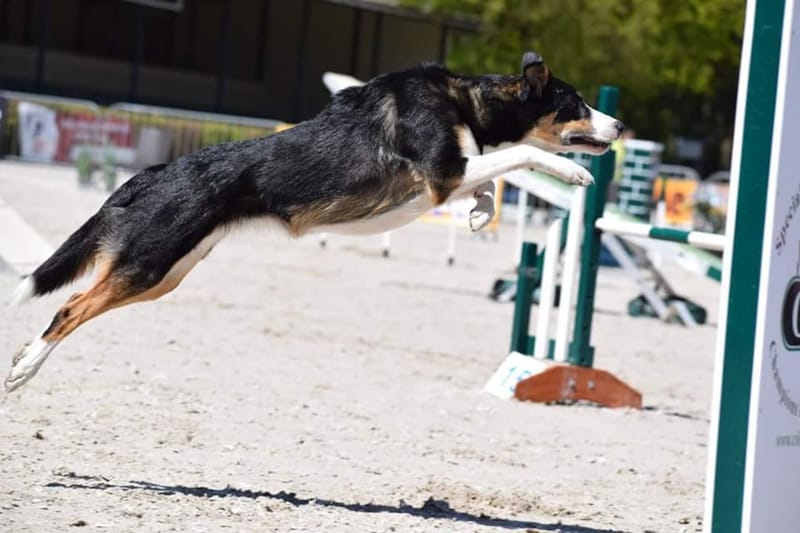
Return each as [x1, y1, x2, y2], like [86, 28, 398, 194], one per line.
[0, 161, 716, 532]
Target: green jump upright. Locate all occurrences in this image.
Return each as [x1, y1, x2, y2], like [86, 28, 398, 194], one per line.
[568, 86, 618, 368]
[509, 86, 618, 364]
[510, 242, 539, 354]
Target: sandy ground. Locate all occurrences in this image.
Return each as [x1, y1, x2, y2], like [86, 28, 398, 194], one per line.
[0, 161, 719, 533]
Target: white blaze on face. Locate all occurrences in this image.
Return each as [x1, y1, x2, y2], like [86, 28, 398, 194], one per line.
[588, 105, 622, 143]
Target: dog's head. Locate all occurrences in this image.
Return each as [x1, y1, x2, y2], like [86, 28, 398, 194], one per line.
[514, 52, 624, 155]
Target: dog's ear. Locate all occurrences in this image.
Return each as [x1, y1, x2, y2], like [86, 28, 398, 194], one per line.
[520, 51, 550, 100]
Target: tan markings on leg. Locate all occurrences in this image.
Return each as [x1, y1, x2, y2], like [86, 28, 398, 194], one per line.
[41, 266, 192, 344]
[41, 277, 131, 343]
[35, 252, 118, 343]
[40, 231, 225, 344]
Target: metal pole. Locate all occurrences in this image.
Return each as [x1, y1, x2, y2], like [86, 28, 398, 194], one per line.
[35, 0, 51, 91]
[369, 12, 383, 77]
[594, 217, 727, 251]
[256, 0, 271, 81]
[437, 23, 449, 64]
[292, 0, 311, 121]
[215, 0, 232, 112]
[129, 4, 145, 102]
[0, 0, 10, 42]
[349, 8, 362, 75]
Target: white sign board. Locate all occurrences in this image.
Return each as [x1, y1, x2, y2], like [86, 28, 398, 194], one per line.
[743, 1, 800, 530]
[484, 352, 548, 400]
[17, 102, 58, 163]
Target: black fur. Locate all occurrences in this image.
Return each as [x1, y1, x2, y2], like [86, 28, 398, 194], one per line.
[32, 213, 103, 296]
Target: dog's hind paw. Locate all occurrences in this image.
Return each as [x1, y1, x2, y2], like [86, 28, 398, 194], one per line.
[4, 338, 56, 393]
[470, 184, 496, 231]
[469, 209, 493, 232]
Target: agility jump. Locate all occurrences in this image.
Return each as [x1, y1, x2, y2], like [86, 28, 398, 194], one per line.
[593, 217, 726, 252]
[490, 1, 800, 529]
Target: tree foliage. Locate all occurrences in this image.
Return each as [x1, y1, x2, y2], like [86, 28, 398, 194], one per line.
[404, 0, 745, 172]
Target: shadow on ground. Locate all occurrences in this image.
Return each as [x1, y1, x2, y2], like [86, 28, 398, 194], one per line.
[46, 472, 625, 533]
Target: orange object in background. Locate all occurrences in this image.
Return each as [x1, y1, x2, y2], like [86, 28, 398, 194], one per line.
[652, 177, 698, 226]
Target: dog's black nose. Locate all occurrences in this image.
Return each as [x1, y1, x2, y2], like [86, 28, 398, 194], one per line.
[614, 121, 625, 134]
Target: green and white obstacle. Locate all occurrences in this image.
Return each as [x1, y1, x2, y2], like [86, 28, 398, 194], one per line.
[594, 217, 726, 252]
[500, 140, 723, 324]
[486, 86, 646, 407]
[489, 0, 800, 529]
[501, 167, 723, 326]
[617, 139, 663, 220]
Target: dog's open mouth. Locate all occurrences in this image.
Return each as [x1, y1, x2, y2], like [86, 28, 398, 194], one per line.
[563, 134, 611, 151]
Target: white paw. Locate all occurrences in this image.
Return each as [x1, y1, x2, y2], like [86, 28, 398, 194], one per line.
[4, 338, 56, 393]
[470, 189, 495, 232]
[469, 209, 492, 232]
[546, 158, 595, 186]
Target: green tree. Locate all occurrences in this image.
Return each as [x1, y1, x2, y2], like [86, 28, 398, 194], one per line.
[405, 0, 744, 173]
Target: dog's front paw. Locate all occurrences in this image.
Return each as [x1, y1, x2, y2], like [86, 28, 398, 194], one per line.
[570, 166, 595, 186]
[546, 158, 595, 186]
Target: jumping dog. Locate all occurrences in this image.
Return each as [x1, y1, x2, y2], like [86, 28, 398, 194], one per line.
[5, 51, 623, 392]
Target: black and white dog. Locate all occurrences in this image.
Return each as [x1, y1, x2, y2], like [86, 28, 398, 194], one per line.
[5, 51, 623, 392]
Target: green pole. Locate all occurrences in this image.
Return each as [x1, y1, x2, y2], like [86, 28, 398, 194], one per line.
[708, 0, 784, 530]
[510, 242, 538, 354]
[567, 86, 618, 368]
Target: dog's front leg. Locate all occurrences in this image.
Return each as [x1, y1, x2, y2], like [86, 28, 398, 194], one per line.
[455, 145, 594, 198]
[450, 145, 593, 231]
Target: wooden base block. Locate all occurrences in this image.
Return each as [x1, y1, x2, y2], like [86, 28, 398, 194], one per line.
[514, 362, 642, 409]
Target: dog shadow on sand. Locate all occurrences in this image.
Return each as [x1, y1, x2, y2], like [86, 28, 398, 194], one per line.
[46, 472, 625, 533]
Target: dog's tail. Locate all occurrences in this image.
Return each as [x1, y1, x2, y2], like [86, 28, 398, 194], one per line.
[11, 213, 104, 306]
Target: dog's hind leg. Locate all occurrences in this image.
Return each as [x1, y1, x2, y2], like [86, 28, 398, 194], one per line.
[4, 240, 212, 392]
[4, 258, 136, 392]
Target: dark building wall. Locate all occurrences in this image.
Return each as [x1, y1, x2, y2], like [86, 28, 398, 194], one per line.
[0, 0, 474, 122]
